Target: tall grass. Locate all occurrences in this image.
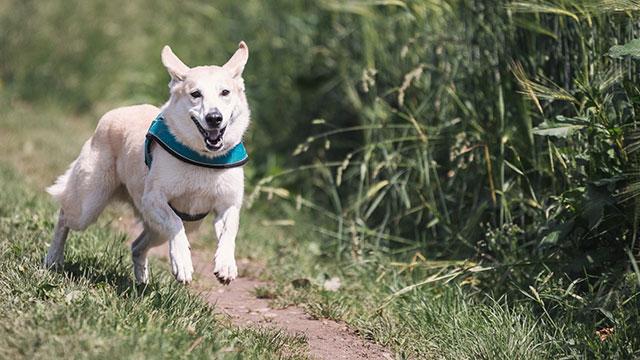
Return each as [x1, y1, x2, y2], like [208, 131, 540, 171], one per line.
[248, 2, 640, 352]
[252, 0, 640, 281]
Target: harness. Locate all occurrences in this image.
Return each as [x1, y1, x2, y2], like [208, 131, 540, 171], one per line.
[144, 114, 248, 221]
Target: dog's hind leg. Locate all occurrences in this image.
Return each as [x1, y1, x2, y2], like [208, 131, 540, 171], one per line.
[49, 136, 120, 230]
[44, 209, 70, 269]
[131, 230, 151, 284]
[46, 137, 120, 268]
[131, 226, 168, 284]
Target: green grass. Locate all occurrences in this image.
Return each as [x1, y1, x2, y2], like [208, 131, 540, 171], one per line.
[0, 100, 96, 187]
[237, 200, 640, 359]
[0, 165, 308, 359]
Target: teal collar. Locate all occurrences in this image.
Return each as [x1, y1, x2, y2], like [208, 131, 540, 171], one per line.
[145, 114, 248, 169]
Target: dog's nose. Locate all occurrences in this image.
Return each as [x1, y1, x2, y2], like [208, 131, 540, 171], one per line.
[204, 110, 223, 127]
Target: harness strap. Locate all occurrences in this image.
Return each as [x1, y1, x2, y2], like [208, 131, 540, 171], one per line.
[169, 203, 209, 222]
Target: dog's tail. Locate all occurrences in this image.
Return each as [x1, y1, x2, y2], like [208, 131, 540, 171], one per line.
[46, 160, 76, 204]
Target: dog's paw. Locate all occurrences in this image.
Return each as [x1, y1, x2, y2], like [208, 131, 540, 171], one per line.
[171, 256, 194, 284]
[170, 242, 194, 284]
[133, 256, 149, 284]
[43, 253, 63, 270]
[213, 251, 237, 285]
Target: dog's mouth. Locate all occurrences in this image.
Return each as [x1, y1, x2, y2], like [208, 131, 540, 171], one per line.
[191, 116, 226, 151]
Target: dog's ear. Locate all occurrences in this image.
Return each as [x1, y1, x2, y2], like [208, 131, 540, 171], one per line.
[223, 41, 249, 79]
[161, 46, 190, 85]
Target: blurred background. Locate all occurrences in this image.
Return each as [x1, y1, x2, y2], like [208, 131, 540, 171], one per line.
[2, 0, 640, 357]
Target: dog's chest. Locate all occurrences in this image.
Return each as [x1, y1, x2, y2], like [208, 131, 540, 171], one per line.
[153, 152, 244, 215]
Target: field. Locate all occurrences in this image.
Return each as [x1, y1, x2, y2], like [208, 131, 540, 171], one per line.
[1, 0, 640, 359]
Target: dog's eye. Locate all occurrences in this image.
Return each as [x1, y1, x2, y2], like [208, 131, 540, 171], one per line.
[220, 89, 230, 96]
[190, 90, 202, 98]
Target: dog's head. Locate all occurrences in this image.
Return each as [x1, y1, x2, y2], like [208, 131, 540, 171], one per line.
[160, 42, 250, 156]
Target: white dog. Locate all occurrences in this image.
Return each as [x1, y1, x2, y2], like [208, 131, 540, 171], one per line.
[44, 42, 251, 285]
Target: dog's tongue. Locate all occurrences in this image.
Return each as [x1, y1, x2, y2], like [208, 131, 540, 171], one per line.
[204, 128, 224, 150]
[202, 126, 226, 150]
[205, 137, 220, 147]
[206, 128, 222, 139]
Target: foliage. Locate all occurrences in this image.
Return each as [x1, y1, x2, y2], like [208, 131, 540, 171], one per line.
[251, 0, 640, 292]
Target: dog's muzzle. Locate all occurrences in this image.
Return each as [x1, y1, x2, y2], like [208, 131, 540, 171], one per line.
[191, 115, 226, 151]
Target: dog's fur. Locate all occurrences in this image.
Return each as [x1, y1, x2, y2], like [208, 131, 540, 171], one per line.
[44, 42, 251, 284]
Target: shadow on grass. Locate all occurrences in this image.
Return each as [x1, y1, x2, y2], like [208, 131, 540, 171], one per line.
[60, 255, 161, 297]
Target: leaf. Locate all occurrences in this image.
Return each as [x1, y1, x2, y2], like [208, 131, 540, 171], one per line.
[540, 230, 560, 246]
[532, 121, 585, 138]
[365, 180, 389, 199]
[504, 160, 524, 176]
[609, 39, 640, 59]
[597, 308, 615, 323]
[555, 115, 589, 125]
[509, 2, 579, 22]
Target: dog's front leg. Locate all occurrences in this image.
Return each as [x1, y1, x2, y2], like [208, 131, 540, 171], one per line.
[141, 191, 193, 284]
[213, 206, 240, 284]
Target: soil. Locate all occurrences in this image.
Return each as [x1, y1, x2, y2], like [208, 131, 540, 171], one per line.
[115, 216, 393, 360]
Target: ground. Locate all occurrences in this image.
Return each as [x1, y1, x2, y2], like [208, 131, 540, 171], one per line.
[117, 215, 392, 359]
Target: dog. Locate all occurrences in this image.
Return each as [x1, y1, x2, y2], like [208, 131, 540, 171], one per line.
[44, 42, 251, 285]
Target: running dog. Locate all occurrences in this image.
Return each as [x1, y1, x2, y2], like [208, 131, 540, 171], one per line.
[44, 42, 251, 285]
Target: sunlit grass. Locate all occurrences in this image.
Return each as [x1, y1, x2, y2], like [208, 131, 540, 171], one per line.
[0, 165, 309, 359]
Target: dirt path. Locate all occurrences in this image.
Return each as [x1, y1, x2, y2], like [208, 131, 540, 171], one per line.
[116, 216, 393, 360]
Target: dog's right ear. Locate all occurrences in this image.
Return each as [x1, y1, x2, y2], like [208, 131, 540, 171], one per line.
[223, 41, 249, 79]
[161, 46, 190, 86]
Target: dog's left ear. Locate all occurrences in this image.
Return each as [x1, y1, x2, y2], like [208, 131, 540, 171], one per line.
[223, 41, 249, 79]
[161, 45, 190, 86]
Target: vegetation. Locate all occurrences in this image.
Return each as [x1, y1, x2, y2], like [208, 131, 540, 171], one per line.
[0, 162, 308, 359]
[2, 0, 640, 358]
[251, 2, 640, 355]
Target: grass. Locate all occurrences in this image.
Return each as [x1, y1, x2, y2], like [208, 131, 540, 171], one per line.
[0, 163, 309, 359]
[0, 100, 96, 187]
[0, 100, 309, 359]
[238, 199, 640, 359]
[241, 1, 640, 357]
